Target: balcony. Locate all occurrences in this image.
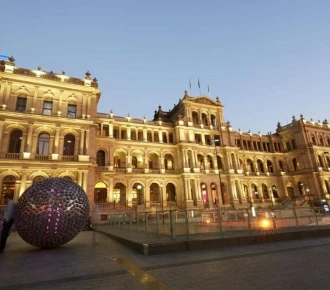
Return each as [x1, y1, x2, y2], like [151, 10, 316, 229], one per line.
[35, 154, 49, 161]
[62, 155, 75, 161]
[5, 153, 20, 159]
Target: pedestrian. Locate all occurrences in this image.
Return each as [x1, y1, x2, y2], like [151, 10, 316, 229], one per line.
[0, 194, 16, 253]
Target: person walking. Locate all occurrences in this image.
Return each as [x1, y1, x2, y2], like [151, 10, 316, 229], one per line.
[0, 195, 16, 253]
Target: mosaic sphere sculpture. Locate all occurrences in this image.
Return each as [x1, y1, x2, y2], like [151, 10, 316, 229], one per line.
[15, 178, 89, 249]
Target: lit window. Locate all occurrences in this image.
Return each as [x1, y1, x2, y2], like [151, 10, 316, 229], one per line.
[16, 97, 27, 112]
[67, 104, 77, 118]
[43, 101, 53, 115]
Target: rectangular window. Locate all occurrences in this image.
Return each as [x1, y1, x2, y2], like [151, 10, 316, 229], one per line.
[214, 135, 221, 146]
[16, 97, 27, 112]
[67, 104, 77, 118]
[43, 101, 53, 115]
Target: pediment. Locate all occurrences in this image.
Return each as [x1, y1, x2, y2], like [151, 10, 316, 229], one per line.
[189, 96, 221, 106]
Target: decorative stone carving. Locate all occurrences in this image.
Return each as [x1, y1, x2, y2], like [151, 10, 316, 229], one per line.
[15, 178, 89, 249]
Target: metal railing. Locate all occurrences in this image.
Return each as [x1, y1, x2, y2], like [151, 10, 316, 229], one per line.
[106, 207, 330, 240]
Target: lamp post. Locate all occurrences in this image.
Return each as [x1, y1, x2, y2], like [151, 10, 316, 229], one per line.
[160, 183, 165, 224]
[214, 138, 223, 207]
[137, 184, 142, 205]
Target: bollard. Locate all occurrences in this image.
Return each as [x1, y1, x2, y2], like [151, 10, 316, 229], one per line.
[292, 207, 299, 227]
[185, 209, 190, 239]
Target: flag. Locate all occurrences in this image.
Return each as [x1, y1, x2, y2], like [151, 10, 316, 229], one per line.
[189, 79, 192, 90]
[208, 84, 210, 93]
[198, 78, 200, 88]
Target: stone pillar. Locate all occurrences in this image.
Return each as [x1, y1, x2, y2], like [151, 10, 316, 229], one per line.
[19, 171, 28, 197]
[109, 123, 113, 138]
[85, 130, 90, 155]
[79, 129, 85, 155]
[31, 86, 39, 110]
[53, 126, 60, 154]
[0, 80, 6, 104]
[82, 171, 88, 193]
[108, 178, 113, 202]
[127, 126, 131, 140]
[24, 124, 33, 153]
[78, 171, 83, 187]
[4, 82, 12, 105]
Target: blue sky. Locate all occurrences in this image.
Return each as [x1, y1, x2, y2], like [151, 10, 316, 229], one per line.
[2, 0, 330, 133]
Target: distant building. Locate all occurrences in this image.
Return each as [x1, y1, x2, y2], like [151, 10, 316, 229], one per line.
[1, 57, 330, 219]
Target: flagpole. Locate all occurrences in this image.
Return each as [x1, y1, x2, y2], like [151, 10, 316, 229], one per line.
[189, 79, 192, 96]
[198, 78, 201, 96]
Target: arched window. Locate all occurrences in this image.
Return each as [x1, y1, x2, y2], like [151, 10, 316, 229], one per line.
[252, 184, 259, 199]
[267, 160, 274, 173]
[311, 135, 316, 145]
[8, 130, 22, 153]
[257, 160, 264, 173]
[217, 156, 223, 170]
[272, 185, 279, 198]
[247, 159, 254, 172]
[37, 133, 50, 155]
[33, 176, 45, 184]
[326, 156, 330, 168]
[201, 113, 208, 126]
[319, 136, 324, 146]
[207, 155, 214, 169]
[292, 158, 298, 171]
[262, 184, 269, 199]
[278, 160, 284, 172]
[192, 112, 199, 124]
[114, 156, 121, 168]
[97, 150, 105, 166]
[210, 115, 216, 127]
[132, 156, 137, 168]
[318, 155, 324, 168]
[1, 175, 16, 202]
[63, 134, 75, 156]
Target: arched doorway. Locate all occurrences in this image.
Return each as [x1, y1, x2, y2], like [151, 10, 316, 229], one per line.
[286, 182, 294, 199]
[272, 185, 279, 198]
[94, 182, 107, 203]
[298, 182, 304, 196]
[201, 183, 208, 207]
[113, 183, 126, 204]
[132, 183, 144, 204]
[149, 183, 160, 203]
[166, 183, 176, 202]
[164, 154, 174, 170]
[1, 175, 16, 202]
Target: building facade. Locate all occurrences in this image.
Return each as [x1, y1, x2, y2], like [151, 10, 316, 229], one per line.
[1, 57, 330, 218]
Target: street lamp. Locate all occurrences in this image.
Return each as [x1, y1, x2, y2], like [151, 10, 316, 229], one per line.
[214, 138, 223, 207]
[137, 184, 142, 205]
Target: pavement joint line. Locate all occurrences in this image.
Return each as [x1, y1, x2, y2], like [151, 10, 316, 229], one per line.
[142, 241, 330, 271]
[0, 270, 126, 290]
[114, 257, 170, 290]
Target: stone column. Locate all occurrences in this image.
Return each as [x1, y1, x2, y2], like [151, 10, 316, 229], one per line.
[79, 129, 85, 155]
[85, 130, 90, 155]
[24, 124, 33, 153]
[4, 82, 12, 105]
[78, 171, 83, 187]
[19, 171, 28, 197]
[82, 171, 88, 193]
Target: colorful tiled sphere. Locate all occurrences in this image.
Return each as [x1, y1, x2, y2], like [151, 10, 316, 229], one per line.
[15, 178, 89, 248]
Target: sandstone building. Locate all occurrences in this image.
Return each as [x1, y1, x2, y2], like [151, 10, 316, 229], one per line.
[1, 57, 330, 217]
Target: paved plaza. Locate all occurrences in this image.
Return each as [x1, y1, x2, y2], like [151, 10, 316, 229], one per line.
[1, 231, 330, 289]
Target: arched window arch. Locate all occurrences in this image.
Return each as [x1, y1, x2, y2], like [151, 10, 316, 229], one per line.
[33, 176, 45, 184]
[97, 150, 106, 166]
[210, 114, 216, 127]
[8, 130, 22, 153]
[37, 133, 50, 155]
[63, 134, 75, 156]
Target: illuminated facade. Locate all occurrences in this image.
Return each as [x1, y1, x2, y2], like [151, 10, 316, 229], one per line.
[1, 57, 330, 219]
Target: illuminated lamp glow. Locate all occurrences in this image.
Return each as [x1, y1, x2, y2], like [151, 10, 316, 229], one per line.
[260, 219, 271, 228]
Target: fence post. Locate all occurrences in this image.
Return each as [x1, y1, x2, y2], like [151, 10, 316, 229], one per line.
[185, 209, 190, 239]
[156, 211, 160, 237]
[217, 207, 222, 234]
[145, 212, 148, 234]
[170, 210, 175, 240]
[246, 208, 251, 233]
[313, 207, 319, 226]
[292, 207, 299, 227]
[129, 213, 132, 231]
